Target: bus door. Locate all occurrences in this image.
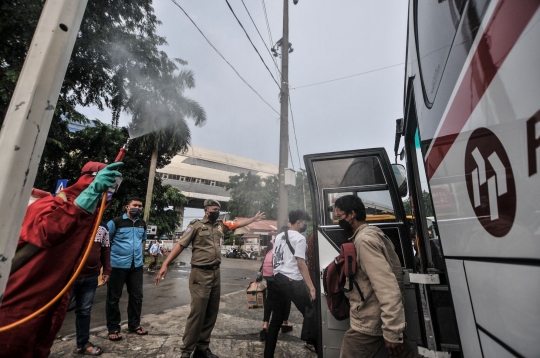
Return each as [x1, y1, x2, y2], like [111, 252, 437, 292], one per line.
[401, 106, 461, 355]
[304, 148, 424, 357]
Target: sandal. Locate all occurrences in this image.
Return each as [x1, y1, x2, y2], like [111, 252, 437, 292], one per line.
[128, 326, 148, 335]
[304, 343, 316, 353]
[108, 331, 122, 341]
[73, 342, 103, 355]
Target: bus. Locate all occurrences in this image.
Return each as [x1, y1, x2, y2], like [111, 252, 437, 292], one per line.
[305, 1, 540, 357]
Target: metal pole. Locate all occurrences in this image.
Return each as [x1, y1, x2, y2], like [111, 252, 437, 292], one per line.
[0, 0, 88, 304]
[277, 0, 290, 228]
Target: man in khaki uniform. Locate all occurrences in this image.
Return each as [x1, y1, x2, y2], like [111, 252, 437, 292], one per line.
[334, 195, 423, 358]
[156, 199, 265, 358]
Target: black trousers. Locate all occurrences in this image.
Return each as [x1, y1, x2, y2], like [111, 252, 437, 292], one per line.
[106, 263, 143, 332]
[263, 278, 291, 323]
[264, 273, 312, 358]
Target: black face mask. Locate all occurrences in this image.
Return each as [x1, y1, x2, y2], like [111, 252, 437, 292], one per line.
[208, 211, 220, 222]
[338, 218, 353, 233]
[298, 223, 307, 233]
[129, 208, 141, 218]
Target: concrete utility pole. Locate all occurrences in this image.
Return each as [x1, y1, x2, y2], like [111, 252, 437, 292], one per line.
[0, 0, 88, 304]
[277, 0, 290, 229]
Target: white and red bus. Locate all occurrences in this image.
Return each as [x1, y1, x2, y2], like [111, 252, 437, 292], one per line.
[306, 1, 540, 357]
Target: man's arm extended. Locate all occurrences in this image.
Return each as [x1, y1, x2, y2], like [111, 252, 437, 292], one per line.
[297, 258, 316, 300]
[155, 243, 184, 285]
[235, 211, 265, 228]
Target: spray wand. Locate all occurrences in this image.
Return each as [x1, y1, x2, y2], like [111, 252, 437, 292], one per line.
[115, 138, 132, 162]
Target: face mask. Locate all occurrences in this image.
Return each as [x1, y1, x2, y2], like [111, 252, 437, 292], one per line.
[208, 211, 219, 222]
[338, 218, 353, 233]
[298, 223, 307, 233]
[129, 208, 141, 218]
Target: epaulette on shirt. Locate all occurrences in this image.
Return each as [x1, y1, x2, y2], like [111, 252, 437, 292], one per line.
[184, 219, 200, 235]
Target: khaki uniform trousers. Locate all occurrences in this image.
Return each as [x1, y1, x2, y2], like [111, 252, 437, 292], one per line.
[340, 328, 424, 358]
[181, 267, 221, 357]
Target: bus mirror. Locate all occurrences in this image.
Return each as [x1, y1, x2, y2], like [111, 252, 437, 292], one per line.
[392, 164, 408, 197]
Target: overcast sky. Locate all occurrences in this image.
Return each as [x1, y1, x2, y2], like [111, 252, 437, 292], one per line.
[84, 0, 409, 225]
[87, 0, 408, 168]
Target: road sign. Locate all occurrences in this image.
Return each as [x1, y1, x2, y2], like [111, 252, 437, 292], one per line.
[147, 225, 157, 235]
[54, 179, 68, 197]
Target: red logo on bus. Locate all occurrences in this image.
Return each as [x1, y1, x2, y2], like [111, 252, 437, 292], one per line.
[465, 128, 516, 237]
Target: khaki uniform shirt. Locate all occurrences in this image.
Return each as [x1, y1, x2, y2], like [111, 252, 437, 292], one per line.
[178, 218, 238, 266]
[345, 223, 406, 343]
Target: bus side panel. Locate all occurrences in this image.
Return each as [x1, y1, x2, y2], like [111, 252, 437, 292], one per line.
[445, 260, 483, 357]
[477, 332, 515, 358]
[465, 261, 540, 358]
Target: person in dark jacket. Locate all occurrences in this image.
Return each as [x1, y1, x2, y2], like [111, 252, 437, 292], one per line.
[72, 223, 112, 355]
[105, 196, 147, 340]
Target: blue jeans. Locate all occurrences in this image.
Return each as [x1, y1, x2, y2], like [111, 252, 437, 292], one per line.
[106, 264, 143, 332]
[73, 274, 99, 348]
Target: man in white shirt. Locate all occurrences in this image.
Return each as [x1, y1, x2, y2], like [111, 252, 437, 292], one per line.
[148, 240, 162, 272]
[264, 210, 315, 358]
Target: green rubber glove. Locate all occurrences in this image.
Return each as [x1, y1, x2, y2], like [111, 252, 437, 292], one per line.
[75, 162, 124, 213]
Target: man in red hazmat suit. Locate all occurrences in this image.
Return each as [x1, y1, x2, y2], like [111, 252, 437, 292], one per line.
[0, 161, 123, 357]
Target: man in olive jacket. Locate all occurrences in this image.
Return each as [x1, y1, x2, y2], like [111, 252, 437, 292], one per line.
[334, 195, 423, 358]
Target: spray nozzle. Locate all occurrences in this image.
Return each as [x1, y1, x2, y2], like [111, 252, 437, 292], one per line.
[123, 138, 132, 149]
[115, 138, 132, 163]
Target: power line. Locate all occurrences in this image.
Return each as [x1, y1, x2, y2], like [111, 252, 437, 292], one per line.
[290, 63, 405, 90]
[288, 96, 302, 170]
[240, 0, 281, 78]
[261, 0, 278, 79]
[224, 0, 280, 89]
[289, 95, 308, 211]
[169, 0, 279, 115]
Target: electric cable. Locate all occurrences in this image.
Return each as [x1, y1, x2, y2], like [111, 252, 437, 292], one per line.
[290, 62, 405, 90]
[224, 0, 280, 89]
[240, 0, 281, 77]
[289, 95, 308, 210]
[261, 0, 280, 81]
[169, 0, 279, 115]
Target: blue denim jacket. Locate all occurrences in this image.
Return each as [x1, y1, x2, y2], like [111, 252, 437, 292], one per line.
[107, 214, 147, 268]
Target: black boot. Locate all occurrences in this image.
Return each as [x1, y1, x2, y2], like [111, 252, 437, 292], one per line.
[193, 348, 219, 358]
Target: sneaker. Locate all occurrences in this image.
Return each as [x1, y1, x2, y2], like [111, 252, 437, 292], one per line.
[193, 348, 219, 358]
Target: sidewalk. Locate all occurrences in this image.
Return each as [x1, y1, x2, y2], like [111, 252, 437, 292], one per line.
[50, 289, 317, 358]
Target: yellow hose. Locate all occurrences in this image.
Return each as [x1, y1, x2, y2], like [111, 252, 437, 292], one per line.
[0, 194, 108, 332]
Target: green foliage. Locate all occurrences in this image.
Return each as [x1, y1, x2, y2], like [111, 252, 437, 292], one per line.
[0, 0, 186, 127]
[402, 190, 434, 217]
[225, 170, 312, 221]
[223, 233, 241, 246]
[33, 120, 186, 231]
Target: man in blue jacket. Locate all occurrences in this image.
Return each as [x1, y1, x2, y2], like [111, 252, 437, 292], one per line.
[106, 196, 148, 340]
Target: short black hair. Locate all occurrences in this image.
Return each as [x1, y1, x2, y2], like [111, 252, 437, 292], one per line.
[335, 195, 366, 221]
[289, 209, 311, 224]
[126, 196, 143, 205]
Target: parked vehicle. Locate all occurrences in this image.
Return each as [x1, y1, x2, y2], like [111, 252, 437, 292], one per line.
[241, 249, 258, 260]
[225, 247, 241, 259]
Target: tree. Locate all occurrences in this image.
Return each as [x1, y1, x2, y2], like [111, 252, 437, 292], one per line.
[33, 120, 187, 230]
[128, 70, 206, 222]
[402, 190, 434, 217]
[1, 0, 180, 128]
[225, 171, 312, 221]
